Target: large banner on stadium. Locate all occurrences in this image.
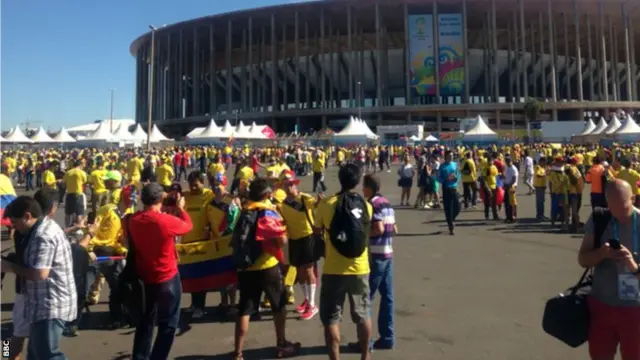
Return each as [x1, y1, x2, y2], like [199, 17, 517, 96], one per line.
[408, 14, 436, 96]
[437, 14, 465, 95]
[409, 14, 465, 97]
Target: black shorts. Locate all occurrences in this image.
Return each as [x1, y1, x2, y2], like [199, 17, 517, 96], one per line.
[289, 236, 318, 267]
[64, 193, 86, 216]
[237, 265, 286, 316]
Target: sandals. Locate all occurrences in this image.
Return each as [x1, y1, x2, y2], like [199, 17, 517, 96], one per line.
[276, 340, 301, 358]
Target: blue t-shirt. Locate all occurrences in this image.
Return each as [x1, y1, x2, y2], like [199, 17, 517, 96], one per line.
[438, 162, 460, 189]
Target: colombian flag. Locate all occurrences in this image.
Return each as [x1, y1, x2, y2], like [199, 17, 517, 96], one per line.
[0, 174, 17, 227]
[176, 236, 237, 293]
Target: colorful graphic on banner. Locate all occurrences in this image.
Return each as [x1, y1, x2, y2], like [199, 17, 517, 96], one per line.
[437, 14, 465, 95]
[408, 14, 465, 97]
[408, 15, 436, 96]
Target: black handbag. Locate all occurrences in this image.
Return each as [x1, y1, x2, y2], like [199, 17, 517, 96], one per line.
[542, 268, 592, 348]
[117, 215, 146, 326]
[541, 207, 611, 348]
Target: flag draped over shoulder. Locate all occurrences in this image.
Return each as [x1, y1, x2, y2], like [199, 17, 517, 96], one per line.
[177, 235, 237, 293]
[0, 174, 17, 227]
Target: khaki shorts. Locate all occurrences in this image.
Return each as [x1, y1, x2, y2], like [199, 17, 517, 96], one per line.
[319, 274, 371, 326]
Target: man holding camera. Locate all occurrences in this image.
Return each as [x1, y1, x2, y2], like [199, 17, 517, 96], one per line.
[578, 179, 640, 360]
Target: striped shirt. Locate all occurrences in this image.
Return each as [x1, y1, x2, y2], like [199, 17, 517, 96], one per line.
[369, 195, 395, 258]
[23, 218, 77, 323]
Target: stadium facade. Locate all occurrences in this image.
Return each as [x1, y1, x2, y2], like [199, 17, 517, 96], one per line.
[130, 0, 640, 136]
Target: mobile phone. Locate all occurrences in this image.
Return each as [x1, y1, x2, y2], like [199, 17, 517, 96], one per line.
[87, 211, 96, 225]
[608, 239, 621, 250]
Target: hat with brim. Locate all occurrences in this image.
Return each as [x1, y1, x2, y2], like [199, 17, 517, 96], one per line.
[279, 170, 300, 185]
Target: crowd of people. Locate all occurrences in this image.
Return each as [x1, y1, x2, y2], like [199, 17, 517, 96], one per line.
[0, 140, 639, 360]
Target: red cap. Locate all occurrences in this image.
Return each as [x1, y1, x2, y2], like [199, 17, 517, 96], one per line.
[279, 169, 300, 185]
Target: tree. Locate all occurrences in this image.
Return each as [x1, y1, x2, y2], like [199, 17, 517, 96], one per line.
[523, 97, 543, 140]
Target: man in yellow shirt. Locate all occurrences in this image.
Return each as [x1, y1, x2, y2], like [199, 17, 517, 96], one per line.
[63, 160, 88, 226]
[533, 157, 548, 221]
[312, 148, 327, 194]
[460, 152, 477, 209]
[233, 157, 254, 196]
[277, 170, 320, 320]
[180, 171, 213, 319]
[481, 156, 499, 221]
[314, 164, 372, 359]
[155, 158, 174, 191]
[89, 159, 109, 215]
[617, 158, 640, 207]
[232, 178, 300, 359]
[126, 153, 144, 189]
[207, 156, 225, 187]
[565, 158, 584, 232]
[549, 157, 568, 227]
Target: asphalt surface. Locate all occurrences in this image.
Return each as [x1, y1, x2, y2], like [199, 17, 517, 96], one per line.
[1, 166, 592, 360]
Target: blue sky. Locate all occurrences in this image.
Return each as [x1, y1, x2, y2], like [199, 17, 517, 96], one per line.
[1, 0, 307, 131]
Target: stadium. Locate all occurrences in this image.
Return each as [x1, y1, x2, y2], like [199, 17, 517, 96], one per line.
[130, 0, 640, 137]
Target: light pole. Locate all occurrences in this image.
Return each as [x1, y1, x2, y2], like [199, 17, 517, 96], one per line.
[357, 81, 362, 120]
[147, 25, 157, 151]
[511, 102, 515, 141]
[109, 88, 115, 132]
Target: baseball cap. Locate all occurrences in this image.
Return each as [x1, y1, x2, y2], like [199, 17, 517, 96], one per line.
[103, 170, 122, 182]
[279, 169, 300, 185]
[141, 182, 165, 206]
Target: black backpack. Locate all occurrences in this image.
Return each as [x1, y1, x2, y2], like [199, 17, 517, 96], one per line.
[329, 192, 371, 258]
[231, 209, 265, 270]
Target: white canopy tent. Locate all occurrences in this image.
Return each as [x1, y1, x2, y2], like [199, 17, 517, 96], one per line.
[233, 121, 252, 139]
[186, 127, 205, 138]
[196, 120, 224, 138]
[148, 124, 173, 142]
[78, 120, 116, 144]
[221, 120, 234, 137]
[603, 115, 622, 135]
[248, 122, 267, 139]
[424, 134, 439, 142]
[355, 117, 378, 138]
[111, 124, 139, 146]
[590, 117, 608, 135]
[334, 116, 378, 143]
[462, 116, 498, 143]
[577, 119, 596, 136]
[30, 127, 55, 143]
[130, 124, 148, 142]
[51, 128, 77, 143]
[613, 115, 640, 142]
[3, 127, 34, 143]
[188, 119, 225, 144]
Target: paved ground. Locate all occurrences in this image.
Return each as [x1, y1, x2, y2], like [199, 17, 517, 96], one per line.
[1, 166, 592, 359]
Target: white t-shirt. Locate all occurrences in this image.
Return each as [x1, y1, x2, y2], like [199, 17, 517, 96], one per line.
[524, 156, 534, 174]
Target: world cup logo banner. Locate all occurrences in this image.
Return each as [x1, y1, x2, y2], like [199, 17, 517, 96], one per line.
[409, 14, 465, 97]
